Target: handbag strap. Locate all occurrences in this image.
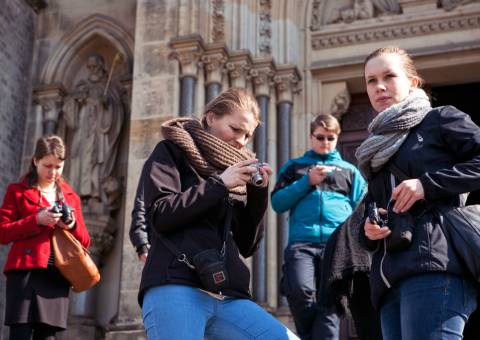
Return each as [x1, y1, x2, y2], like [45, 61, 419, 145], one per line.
[153, 199, 234, 269]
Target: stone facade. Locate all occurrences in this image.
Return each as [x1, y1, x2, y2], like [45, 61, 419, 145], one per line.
[0, 1, 37, 338]
[0, 1, 479, 339]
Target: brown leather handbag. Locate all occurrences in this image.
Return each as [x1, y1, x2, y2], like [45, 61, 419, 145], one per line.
[51, 228, 101, 292]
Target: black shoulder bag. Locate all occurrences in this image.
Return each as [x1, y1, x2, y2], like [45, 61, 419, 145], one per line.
[154, 201, 233, 293]
[389, 163, 480, 282]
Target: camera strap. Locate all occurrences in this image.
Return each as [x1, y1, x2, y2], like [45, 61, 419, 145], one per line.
[153, 199, 234, 270]
[388, 162, 410, 182]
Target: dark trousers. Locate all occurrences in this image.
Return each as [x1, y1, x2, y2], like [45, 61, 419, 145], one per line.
[9, 323, 58, 340]
[281, 242, 340, 340]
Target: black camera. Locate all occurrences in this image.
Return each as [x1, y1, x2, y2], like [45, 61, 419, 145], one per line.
[250, 162, 265, 187]
[369, 202, 414, 252]
[49, 202, 74, 225]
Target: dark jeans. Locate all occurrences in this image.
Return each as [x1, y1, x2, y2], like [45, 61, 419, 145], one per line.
[281, 242, 340, 340]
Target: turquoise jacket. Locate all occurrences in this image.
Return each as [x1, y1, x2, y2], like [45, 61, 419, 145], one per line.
[271, 149, 366, 244]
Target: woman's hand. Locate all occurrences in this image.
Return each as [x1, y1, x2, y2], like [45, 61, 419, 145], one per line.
[37, 209, 62, 226]
[391, 179, 425, 213]
[56, 211, 76, 230]
[257, 163, 273, 188]
[364, 208, 391, 240]
[219, 159, 259, 189]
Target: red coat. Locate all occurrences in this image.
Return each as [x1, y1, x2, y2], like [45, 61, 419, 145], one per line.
[0, 180, 90, 273]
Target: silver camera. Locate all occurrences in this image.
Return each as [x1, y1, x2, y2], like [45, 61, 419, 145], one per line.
[251, 162, 266, 186]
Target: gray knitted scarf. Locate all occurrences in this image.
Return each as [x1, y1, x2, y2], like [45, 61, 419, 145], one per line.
[355, 88, 431, 179]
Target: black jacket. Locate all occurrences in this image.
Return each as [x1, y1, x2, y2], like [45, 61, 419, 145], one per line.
[129, 164, 150, 256]
[138, 140, 267, 306]
[365, 106, 480, 308]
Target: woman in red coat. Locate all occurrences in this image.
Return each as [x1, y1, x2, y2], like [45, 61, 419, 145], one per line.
[0, 135, 90, 340]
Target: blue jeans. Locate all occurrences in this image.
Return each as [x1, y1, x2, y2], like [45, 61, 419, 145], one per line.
[380, 273, 477, 340]
[142, 284, 299, 340]
[281, 242, 340, 340]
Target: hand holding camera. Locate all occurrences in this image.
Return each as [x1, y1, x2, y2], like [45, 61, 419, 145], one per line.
[366, 201, 415, 251]
[49, 202, 76, 230]
[308, 165, 338, 186]
[220, 159, 272, 189]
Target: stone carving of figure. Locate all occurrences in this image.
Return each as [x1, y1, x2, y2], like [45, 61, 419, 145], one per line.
[63, 53, 124, 211]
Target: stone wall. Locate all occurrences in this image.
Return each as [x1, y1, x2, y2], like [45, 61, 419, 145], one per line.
[0, 0, 37, 338]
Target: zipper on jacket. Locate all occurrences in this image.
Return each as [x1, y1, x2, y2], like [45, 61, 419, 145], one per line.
[379, 238, 391, 288]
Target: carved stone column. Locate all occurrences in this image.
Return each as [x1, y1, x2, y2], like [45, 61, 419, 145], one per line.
[225, 50, 252, 89]
[249, 57, 275, 305]
[321, 81, 351, 120]
[170, 34, 204, 115]
[33, 85, 66, 134]
[202, 43, 228, 103]
[273, 65, 301, 309]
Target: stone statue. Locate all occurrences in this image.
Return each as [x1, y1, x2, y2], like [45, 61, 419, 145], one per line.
[63, 53, 124, 211]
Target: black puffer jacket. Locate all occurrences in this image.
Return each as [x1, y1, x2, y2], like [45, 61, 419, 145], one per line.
[138, 140, 267, 306]
[365, 106, 480, 309]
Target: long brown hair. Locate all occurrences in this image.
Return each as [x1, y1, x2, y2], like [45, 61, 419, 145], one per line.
[23, 135, 66, 186]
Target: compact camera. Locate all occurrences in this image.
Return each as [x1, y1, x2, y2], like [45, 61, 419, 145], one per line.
[369, 202, 414, 252]
[49, 202, 74, 225]
[250, 162, 266, 187]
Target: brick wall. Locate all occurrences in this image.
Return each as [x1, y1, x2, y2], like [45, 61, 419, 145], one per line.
[0, 0, 36, 338]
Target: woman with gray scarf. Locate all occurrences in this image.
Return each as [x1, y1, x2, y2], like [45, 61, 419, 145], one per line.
[355, 47, 480, 340]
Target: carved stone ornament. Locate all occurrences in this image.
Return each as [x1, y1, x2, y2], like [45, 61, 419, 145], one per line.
[212, 0, 225, 42]
[273, 65, 302, 104]
[169, 35, 205, 77]
[225, 50, 253, 88]
[312, 0, 401, 28]
[330, 89, 351, 119]
[84, 214, 116, 258]
[249, 58, 275, 96]
[259, 0, 272, 55]
[62, 53, 124, 213]
[312, 11, 480, 49]
[201, 45, 228, 85]
[33, 85, 66, 131]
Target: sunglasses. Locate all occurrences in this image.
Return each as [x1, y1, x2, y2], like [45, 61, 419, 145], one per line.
[312, 134, 336, 142]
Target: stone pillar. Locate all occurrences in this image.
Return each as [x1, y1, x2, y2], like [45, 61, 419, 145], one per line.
[225, 50, 252, 89]
[273, 65, 301, 309]
[202, 43, 228, 103]
[170, 34, 204, 116]
[249, 57, 275, 305]
[33, 85, 66, 134]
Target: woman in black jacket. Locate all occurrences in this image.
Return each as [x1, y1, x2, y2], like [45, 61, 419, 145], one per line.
[355, 46, 480, 340]
[138, 88, 299, 340]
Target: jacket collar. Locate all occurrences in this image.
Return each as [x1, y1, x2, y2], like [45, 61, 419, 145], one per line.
[20, 180, 75, 206]
[304, 149, 342, 162]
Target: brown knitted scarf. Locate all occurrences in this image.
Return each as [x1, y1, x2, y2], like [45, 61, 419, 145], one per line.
[161, 117, 255, 195]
